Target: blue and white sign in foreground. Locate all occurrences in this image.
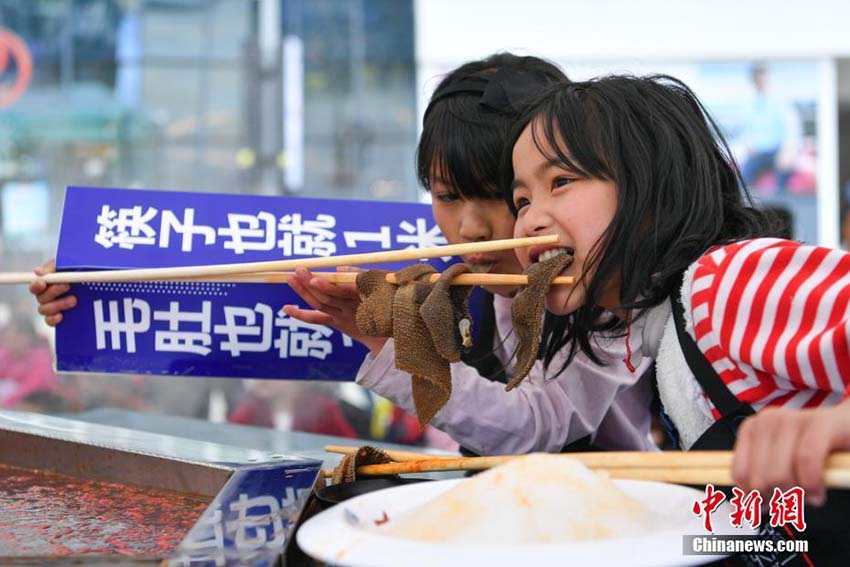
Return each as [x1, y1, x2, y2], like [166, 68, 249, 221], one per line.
[55, 186, 453, 380]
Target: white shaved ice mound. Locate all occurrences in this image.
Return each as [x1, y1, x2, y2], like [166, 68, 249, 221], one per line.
[379, 453, 667, 544]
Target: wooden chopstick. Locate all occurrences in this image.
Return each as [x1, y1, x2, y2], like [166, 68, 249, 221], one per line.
[328, 445, 850, 469]
[354, 453, 850, 474]
[0, 235, 558, 285]
[0, 269, 575, 287]
[317, 466, 735, 485]
[329, 445, 850, 469]
[190, 271, 575, 286]
[324, 445, 850, 488]
[319, 465, 850, 488]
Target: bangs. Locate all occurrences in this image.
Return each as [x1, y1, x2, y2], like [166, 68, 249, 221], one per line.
[416, 98, 507, 200]
[529, 88, 615, 184]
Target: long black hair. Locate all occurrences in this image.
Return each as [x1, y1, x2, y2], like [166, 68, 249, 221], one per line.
[417, 52, 567, 200]
[501, 75, 779, 372]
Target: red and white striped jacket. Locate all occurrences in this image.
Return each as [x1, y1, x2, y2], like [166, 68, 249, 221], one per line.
[689, 238, 850, 414]
[638, 237, 850, 448]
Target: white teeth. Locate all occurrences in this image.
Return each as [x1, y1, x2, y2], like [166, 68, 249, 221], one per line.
[537, 248, 571, 263]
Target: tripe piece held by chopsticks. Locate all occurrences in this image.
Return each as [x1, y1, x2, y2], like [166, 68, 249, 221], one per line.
[0, 235, 558, 285]
[325, 444, 450, 462]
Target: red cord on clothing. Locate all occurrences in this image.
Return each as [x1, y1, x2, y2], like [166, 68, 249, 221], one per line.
[623, 311, 636, 373]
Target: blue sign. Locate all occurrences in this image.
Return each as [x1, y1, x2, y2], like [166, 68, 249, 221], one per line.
[171, 459, 322, 566]
[55, 186, 454, 380]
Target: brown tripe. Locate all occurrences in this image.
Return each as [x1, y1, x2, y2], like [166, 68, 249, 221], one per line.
[354, 263, 476, 425]
[355, 269, 396, 337]
[392, 264, 450, 425]
[355, 264, 438, 338]
[420, 262, 474, 362]
[331, 446, 394, 484]
[507, 252, 574, 391]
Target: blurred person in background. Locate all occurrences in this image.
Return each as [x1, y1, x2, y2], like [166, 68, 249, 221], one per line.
[740, 63, 801, 195]
[0, 312, 60, 411]
[842, 181, 850, 250]
[229, 380, 428, 446]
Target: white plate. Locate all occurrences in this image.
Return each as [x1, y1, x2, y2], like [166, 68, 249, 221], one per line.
[297, 478, 753, 566]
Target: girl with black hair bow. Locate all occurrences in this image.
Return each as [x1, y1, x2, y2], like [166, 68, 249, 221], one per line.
[505, 73, 850, 565]
[284, 53, 656, 456]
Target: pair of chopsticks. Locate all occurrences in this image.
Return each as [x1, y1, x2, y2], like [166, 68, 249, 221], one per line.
[0, 235, 574, 287]
[324, 445, 850, 488]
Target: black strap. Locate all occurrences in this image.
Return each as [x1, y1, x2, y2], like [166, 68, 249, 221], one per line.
[670, 279, 753, 418]
[423, 78, 488, 120]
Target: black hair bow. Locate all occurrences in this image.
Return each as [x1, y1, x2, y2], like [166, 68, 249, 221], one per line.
[423, 68, 548, 124]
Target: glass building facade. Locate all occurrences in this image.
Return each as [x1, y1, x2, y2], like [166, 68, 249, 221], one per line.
[0, 0, 418, 423]
[0, 0, 417, 268]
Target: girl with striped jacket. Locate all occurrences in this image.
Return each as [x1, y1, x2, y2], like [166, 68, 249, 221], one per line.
[505, 74, 849, 565]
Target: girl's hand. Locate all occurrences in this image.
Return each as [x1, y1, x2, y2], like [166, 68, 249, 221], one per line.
[283, 267, 387, 354]
[29, 259, 77, 327]
[731, 398, 850, 506]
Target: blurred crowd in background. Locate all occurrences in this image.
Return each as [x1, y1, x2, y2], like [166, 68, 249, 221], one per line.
[0, 0, 454, 449]
[0, 306, 453, 447]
